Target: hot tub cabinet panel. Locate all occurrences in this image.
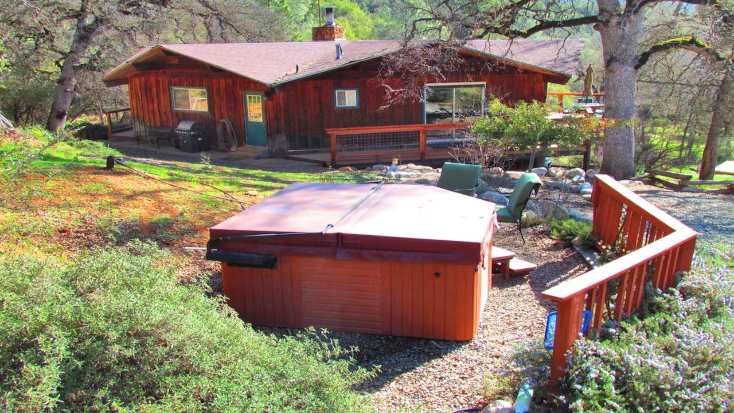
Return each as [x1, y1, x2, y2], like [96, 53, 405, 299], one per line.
[223, 253, 490, 341]
[210, 182, 496, 341]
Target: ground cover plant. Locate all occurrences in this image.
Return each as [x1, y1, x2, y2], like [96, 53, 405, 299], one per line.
[562, 245, 734, 412]
[0, 242, 375, 412]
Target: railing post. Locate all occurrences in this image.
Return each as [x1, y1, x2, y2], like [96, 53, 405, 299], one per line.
[419, 128, 427, 161]
[329, 133, 337, 167]
[550, 294, 585, 387]
[105, 111, 113, 140]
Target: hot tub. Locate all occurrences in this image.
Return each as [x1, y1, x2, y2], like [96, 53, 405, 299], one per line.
[208, 182, 497, 340]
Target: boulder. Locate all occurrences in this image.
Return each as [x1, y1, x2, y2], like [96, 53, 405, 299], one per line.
[531, 167, 548, 176]
[565, 167, 586, 180]
[545, 180, 573, 190]
[585, 169, 600, 181]
[487, 167, 504, 177]
[569, 209, 593, 223]
[548, 167, 565, 178]
[582, 193, 592, 201]
[479, 191, 510, 206]
[372, 164, 389, 171]
[505, 170, 526, 180]
[578, 182, 593, 194]
[526, 199, 569, 220]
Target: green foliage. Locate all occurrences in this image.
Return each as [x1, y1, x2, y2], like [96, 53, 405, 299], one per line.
[561, 248, 734, 412]
[483, 340, 553, 404]
[547, 218, 594, 248]
[472, 99, 592, 165]
[0, 242, 374, 412]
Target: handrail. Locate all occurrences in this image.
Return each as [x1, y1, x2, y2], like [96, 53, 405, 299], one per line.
[541, 174, 697, 385]
[325, 123, 468, 166]
[104, 108, 132, 139]
[547, 91, 605, 107]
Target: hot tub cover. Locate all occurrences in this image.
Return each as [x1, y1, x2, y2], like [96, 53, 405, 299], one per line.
[209, 182, 497, 264]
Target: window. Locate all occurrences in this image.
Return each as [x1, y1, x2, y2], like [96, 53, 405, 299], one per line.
[423, 83, 486, 124]
[334, 89, 359, 108]
[171, 87, 209, 112]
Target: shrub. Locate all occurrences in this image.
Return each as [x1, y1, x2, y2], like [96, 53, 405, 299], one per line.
[0, 241, 374, 412]
[547, 218, 594, 248]
[561, 247, 734, 412]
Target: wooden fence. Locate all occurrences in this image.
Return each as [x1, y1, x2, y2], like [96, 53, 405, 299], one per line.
[541, 174, 697, 384]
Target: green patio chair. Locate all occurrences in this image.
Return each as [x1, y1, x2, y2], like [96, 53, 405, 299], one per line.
[436, 162, 482, 197]
[496, 172, 542, 244]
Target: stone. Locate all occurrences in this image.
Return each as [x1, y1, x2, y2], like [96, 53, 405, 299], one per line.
[531, 167, 548, 176]
[578, 182, 593, 194]
[246, 190, 259, 196]
[548, 167, 565, 178]
[339, 166, 356, 172]
[487, 167, 504, 177]
[479, 191, 510, 206]
[526, 199, 569, 220]
[372, 164, 389, 171]
[481, 399, 514, 413]
[582, 193, 592, 201]
[569, 209, 593, 223]
[585, 169, 600, 181]
[545, 180, 573, 190]
[681, 186, 704, 192]
[565, 167, 586, 180]
[505, 170, 525, 180]
[581, 188, 593, 196]
[571, 174, 585, 183]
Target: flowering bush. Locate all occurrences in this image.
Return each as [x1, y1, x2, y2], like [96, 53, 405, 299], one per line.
[562, 247, 734, 412]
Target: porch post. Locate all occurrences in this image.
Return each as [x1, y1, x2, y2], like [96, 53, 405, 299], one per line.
[419, 129, 427, 161]
[329, 133, 337, 167]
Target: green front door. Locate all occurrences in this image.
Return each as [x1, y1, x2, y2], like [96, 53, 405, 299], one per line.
[244, 92, 267, 147]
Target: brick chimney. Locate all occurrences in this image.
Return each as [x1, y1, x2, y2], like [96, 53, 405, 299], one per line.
[312, 6, 345, 41]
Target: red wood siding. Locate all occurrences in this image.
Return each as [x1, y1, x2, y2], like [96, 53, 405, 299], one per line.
[222, 255, 488, 340]
[125, 57, 549, 150]
[128, 69, 268, 145]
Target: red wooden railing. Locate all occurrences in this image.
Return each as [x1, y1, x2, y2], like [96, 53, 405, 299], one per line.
[541, 174, 697, 384]
[547, 91, 605, 107]
[104, 108, 132, 139]
[325, 123, 469, 166]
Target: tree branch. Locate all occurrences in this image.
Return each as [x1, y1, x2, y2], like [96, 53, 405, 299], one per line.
[477, 15, 599, 39]
[636, 37, 728, 69]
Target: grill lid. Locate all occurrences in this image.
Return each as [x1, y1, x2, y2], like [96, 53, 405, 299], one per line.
[176, 120, 206, 131]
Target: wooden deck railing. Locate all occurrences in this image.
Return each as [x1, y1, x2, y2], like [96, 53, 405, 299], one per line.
[541, 174, 697, 384]
[547, 91, 605, 107]
[325, 123, 468, 166]
[104, 108, 132, 139]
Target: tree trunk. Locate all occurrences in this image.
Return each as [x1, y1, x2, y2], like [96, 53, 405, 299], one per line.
[699, 71, 733, 180]
[596, 1, 645, 179]
[46, 3, 98, 133]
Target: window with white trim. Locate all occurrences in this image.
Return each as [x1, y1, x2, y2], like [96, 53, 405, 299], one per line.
[334, 89, 359, 108]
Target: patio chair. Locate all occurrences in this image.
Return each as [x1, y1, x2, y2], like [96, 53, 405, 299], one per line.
[496, 172, 542, 244]
[436, 162, 482, 196]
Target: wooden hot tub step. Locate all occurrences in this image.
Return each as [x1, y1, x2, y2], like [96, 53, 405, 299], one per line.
[508, 258, 538, 276]
[491, 246, 516, 279]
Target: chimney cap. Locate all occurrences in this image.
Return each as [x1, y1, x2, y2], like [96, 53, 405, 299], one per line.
[324, 5, 336, 26]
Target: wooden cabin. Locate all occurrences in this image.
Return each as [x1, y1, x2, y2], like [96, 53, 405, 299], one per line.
[103, 15, 582, 164]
